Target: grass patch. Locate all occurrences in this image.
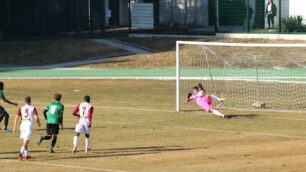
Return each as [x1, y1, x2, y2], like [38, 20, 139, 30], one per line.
[0, 39, 126, 66]
[1, 79, 306, 171]
[80, 37, 306, 69]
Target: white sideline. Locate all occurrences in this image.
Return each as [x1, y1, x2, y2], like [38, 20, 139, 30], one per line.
[1, 160, 127, 172]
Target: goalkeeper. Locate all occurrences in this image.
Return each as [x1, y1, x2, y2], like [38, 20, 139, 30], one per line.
[186, 83, 227, 118]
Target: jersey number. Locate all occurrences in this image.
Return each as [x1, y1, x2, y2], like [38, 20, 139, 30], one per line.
[50, 105, 57, 114]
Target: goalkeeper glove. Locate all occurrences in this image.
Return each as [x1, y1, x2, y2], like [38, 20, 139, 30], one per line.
[198, 83, 204, 91]
[187, 93, 192, 99]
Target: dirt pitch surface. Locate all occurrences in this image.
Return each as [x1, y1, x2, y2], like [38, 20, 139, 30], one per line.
[1, 80, 306, 172]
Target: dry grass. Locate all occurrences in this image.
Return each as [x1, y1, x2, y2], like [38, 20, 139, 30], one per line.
[1, 80, 306, 171]
[0, 39, 126, 66]
[80, 37, 306, 69]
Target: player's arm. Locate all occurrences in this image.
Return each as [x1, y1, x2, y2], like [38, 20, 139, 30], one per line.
[33, 108, 41, 127]
[60, 105, 64, 130]
[88, 107, 94, 128]
[1, 95, 18, 106]
[186, 93, 193, 102]
[72, 104, 80, 117]
[13, 108, 22, 133]
[43, 108, 48, 120]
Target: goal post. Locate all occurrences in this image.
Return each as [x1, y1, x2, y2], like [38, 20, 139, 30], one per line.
[176, 41, 306, 113]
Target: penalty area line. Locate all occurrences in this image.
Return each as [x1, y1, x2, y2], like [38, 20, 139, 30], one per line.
[1, 160, 127, 172]
[93, 120, 306, 139]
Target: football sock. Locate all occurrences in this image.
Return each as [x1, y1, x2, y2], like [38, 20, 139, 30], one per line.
[212, 110, 225, 118]
[73, 136, 78, 148]
[85, 137, 90, 149]
[4, 112, 9, 129]
[20, 147, 25, 155]
[43, 135, 52, 140]
[24, 150, 28, 157]
[51, 136, 57, 148]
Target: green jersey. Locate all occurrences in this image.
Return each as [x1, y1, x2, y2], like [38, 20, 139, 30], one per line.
[46, 101, 64, 124]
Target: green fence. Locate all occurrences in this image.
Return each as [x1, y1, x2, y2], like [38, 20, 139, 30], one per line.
[133, 0, 306, 35]
[0, 0, 106, 39]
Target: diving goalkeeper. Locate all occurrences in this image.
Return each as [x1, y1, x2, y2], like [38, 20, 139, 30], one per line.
[186, 83, 227, 118]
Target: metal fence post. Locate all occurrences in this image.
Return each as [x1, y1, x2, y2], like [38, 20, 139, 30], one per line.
[184, 0, 187, 34]
[215, 0, 219, 33]
[128, 0, 131, 33]
[101, 0, 106, 37]
[246, 0, 250, 33]
[76, 0, 81, 38]
[7, 0, 10, 38]
[278, 0, 281, 33]
[42, 0, 46, 38]
[155, 0, 160, 34]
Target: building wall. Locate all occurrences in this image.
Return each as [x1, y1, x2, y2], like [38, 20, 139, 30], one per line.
[289, 0, 306, 24]
[119, 0, 129, 26]
[159, 0, 209, 28]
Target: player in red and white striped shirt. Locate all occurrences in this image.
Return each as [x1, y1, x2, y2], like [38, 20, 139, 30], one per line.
[72, 95, 93, 153]
[13, 96, 41, 160]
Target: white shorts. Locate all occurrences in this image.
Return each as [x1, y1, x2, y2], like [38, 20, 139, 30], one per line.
[20, 123, 33, 141]
[75, 123, 90, 134]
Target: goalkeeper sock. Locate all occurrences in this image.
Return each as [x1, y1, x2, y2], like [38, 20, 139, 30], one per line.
[212, 110, 225, 118]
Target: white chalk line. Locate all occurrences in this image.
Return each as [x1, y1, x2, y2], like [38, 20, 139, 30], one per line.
[0, 160, 127, 172]
[4, 103, 306, 122]
[76, 120, 306, 139]
[4, 104, 306, 139]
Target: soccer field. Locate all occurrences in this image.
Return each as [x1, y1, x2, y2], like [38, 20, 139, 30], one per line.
[1, 80, 306, 172]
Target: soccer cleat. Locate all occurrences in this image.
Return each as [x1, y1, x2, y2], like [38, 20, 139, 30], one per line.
[85, 148, 91, 153]
[18, 153, 23, 161]
[72, 147, 77, 153]
[218, 98, 226, 102]
[2, 128, 10, 133]
[187, 93, 192, 99]
[49, 148, 55, 153]
[37, 136, 43, 146]
[26, 156, 32, 160]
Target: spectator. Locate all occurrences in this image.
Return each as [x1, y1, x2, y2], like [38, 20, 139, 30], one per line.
[265, 0, 277, 29]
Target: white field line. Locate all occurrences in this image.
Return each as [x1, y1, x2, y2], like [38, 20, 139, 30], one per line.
[4, 104, 306, 122]
[67, 120, 306, 139]
[1, 160, 127, 172]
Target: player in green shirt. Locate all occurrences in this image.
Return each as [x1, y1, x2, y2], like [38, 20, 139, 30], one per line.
[37, 93, 64, 153]
[0, 81, 18, 132]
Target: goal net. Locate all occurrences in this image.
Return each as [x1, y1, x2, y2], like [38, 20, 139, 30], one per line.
[176, 41, 306, 113]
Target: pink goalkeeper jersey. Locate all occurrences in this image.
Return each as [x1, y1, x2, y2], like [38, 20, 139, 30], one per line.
[189, 91, 213, 112]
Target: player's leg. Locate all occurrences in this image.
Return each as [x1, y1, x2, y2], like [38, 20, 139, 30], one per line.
[23, 140, 31, 159]
[19, 141, 25, 161]
[211, 109, 226, 118]
[85, 133, 91, 153]
[210, 95, 226, 102]
[202, 102, 226, 118]
[3, 110, 10, 132]
[0, 106, 7, 131]
[50, 134, 57, 153]
[38, 124, 52, 145]
[72, 132, 80, 153]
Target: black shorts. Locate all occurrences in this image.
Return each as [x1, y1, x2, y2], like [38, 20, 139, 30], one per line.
[46, 124, 59, 135]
